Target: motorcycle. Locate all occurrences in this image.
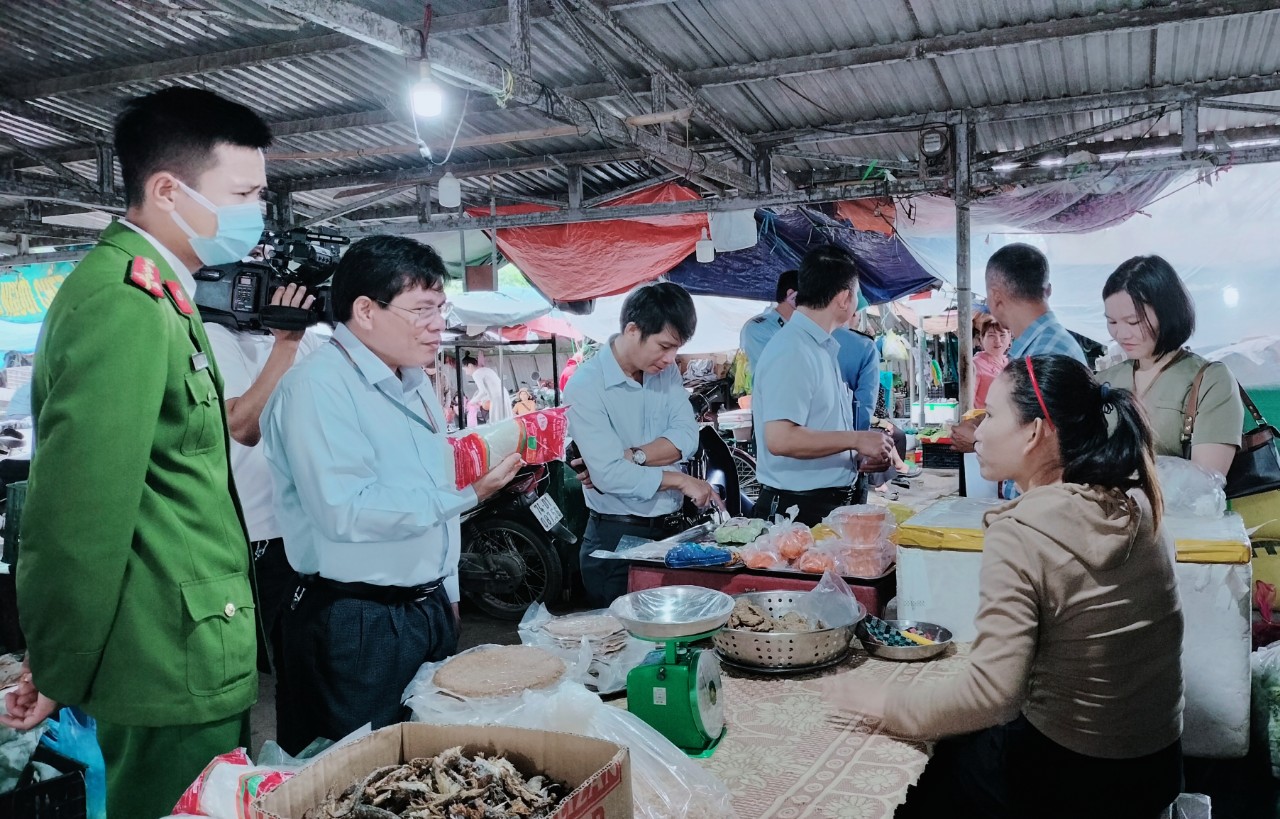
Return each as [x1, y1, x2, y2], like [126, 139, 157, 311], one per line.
[458, 462, 579, 620]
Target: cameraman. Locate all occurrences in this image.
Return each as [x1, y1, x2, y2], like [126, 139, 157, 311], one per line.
[203, 282, 323, 668]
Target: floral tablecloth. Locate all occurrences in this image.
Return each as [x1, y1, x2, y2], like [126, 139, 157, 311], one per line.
[697, 643, 971, 819]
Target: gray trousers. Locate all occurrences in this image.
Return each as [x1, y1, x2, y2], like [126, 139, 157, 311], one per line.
[579, 514, 680, 607]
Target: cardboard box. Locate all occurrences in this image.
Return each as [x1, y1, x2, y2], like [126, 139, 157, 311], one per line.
[255, 723, 632, 819]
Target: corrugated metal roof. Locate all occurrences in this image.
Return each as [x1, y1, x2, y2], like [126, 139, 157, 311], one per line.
[2, 0, 1280, 240]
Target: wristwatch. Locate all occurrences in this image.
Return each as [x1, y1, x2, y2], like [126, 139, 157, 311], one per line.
[631, 447, 647, 465]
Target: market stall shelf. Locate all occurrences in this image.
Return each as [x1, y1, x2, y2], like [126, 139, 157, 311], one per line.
[695, 643, 970, 818]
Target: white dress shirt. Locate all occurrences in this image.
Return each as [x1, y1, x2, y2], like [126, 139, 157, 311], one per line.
[117, 218, 197, 296]
[261, 323, 477, 601]
[204, 323, 326, 541]
[565, 338, 700, 517]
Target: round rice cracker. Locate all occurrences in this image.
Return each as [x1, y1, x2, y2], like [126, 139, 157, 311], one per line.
[541, 613, 625, 641]
[434, 645, 566, 698]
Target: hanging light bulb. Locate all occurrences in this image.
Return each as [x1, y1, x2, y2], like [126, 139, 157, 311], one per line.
[695, 227, 715, 263]
[410, 62, 444, 118]
[438, 172, 461, 208]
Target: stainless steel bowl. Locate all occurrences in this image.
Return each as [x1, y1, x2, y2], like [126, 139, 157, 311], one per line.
[856, 619, 953, 661]
[713, 592, 864, 670]
[609, 585, 735, 640]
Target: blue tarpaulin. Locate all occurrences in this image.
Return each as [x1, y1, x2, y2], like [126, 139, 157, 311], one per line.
[668, 206, 938, 305]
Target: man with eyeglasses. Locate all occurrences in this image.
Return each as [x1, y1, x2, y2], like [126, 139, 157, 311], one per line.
[261, 235, 522, 753]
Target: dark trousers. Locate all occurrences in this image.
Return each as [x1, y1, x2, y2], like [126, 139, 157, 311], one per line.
[275, 580, 458, 756]
[98, 711, 249, 819]
[895, 716, 1183, 819]
[579, 514, 681, 607]
[251, 537, 290, 673]
[753, 483, 863, 527]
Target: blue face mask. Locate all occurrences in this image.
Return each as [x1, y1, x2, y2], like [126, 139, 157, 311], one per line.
[171, 179, 264, 266]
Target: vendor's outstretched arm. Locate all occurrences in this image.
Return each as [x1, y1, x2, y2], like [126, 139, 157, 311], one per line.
[766, 420, 884, 459]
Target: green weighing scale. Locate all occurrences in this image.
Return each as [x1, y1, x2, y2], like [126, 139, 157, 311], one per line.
[609, 586, 734, 757]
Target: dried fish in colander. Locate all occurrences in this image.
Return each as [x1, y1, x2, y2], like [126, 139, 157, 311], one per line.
[300, 746, 566, 819]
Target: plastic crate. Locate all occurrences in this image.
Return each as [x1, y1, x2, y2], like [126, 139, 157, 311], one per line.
[0, 744, 88, 819]
[921, 442, 963, 470]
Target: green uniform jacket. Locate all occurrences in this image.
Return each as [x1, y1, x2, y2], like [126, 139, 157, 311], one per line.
[19, 222, 257, 727]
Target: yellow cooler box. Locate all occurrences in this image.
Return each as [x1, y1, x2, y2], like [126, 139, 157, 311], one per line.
[896, 496, 1252, 759]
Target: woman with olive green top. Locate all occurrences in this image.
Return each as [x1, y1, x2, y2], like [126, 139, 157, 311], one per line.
[1097, 255, 1242, 477]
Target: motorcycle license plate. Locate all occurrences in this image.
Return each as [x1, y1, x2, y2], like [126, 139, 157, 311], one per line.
[529, 494, 564, 531]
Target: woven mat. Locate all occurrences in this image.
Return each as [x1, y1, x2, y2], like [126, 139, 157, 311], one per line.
[698, 643, 972, 819]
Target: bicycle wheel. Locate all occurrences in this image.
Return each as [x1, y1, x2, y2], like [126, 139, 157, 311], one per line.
[730, 447, 760, 502]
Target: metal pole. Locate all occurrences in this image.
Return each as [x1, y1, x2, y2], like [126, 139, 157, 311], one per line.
[917, 326, 928, 427]
[955, 114, 974, 415]
[551, 335, 561, 406]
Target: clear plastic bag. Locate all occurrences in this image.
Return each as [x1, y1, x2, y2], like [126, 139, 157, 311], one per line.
[1252, 641, 1280, 778]
[1156, 455, 1227, 518]
[517, 604, 652, 695]
[824, 504, 897, 545]
[792, 570, 865, 627]
[404, 672, 736, 819]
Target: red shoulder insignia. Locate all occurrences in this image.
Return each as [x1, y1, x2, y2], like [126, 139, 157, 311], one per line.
[163, 280, 194, 316]
[125, 257, 165, 298]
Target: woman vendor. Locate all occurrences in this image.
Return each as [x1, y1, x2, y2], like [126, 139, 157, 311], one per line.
[832, 354, 1184, 818]
[1097, 255, 1243, 476]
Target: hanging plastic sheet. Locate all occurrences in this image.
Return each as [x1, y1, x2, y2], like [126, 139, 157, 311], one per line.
[470, 182, 707, 302]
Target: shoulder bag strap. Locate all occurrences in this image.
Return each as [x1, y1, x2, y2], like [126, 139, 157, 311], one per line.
[1181, 362, 1213, 449]
[1238, 382, 1269, 428]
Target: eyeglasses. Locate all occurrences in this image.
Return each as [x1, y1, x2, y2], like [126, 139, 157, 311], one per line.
[377, 299, 448, 324]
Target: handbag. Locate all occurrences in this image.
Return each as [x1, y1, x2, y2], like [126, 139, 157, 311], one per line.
[1183, 363, 1280, 499]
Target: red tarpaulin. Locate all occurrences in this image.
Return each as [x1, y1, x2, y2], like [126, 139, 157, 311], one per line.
[468, 182, 707, 301]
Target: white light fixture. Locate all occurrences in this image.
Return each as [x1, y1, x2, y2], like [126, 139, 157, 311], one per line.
[695, 227, 715, 263]
[1223, 285, 1240, 308]
[438, 172, 461, 209]
[410, 62, 444, 118]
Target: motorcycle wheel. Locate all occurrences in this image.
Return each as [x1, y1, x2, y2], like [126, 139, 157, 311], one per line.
[465, 517, 565, 621]
[730, 447, 761, 501]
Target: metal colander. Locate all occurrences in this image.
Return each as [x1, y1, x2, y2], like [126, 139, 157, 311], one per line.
[712, 592, 862, 670]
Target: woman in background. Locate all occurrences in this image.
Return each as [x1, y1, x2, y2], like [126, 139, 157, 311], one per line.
[971, 312, 1012, 410]
[1097, 255, 1242, 476]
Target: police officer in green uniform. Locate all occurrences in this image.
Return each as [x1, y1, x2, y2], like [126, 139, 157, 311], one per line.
[0, 88, 272, 818]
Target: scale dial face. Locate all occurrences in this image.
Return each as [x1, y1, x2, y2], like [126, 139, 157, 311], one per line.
[694, 649, 725, 738]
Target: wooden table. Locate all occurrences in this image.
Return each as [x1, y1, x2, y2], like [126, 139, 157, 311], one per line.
[695, 643, 970, 819]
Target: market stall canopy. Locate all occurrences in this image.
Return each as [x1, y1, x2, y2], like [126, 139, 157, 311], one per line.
[406, 229, 494, 279]
[444, 289, 551, 332]
[500, 313, 584, 342]
[668, 206, 939, 305]
[895, 162, 1280, 350]
[471, 182, 707, 302]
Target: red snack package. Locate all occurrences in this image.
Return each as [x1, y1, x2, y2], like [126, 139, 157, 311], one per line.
[448, 407, 570, 489]
[172, 749, 251, 815]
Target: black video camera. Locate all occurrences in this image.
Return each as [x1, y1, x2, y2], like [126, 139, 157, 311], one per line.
[194, 228, 349, 333]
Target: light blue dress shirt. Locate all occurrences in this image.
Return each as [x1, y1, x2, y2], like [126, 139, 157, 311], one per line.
[1009, 311, 1087, 364]
[739, 307, 786, 371]
[565, 338, 700, 517]
[754, 312, 858, 491]
[262, 323, 477, 602]
[833, 327, 881, 431]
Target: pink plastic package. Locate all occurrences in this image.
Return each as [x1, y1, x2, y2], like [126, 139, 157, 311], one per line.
[448, 407, 569, 489]
[171, 749, 293, 818]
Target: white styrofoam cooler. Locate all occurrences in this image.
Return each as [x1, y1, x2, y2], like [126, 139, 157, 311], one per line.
[896, 497, 1253, 759]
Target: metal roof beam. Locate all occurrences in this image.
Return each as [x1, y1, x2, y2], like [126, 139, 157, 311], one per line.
[0, 93, 103, 141]
[972, 104, 1177, 170]
[0, 178, 124, 211]
[530, 0, 1280, 107]
[5, 34, 357, 101]
[333, 145, 1280, 235]
[257, 0, 755, 191]
[0, 249, 96, 268]
[278, 147, 645, 193]
[0, 133, 97, 191]
[560, 0, 757, 161]
[509, 0, 533, 77]
[0, 220, 101, 242]
[753, 72, 1280, 146]
[271, 108, 403, 136]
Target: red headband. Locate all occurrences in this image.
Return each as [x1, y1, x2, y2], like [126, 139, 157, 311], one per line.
[1026, 357, 1056, 431]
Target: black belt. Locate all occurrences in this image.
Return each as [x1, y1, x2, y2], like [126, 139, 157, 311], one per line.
[759, 484, 856, 502]
[589, 510, 681, 530]
[298, 574, 443, 606]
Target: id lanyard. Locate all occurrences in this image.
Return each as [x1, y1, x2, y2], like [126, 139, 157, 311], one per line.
[330, 337, 439, 434]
